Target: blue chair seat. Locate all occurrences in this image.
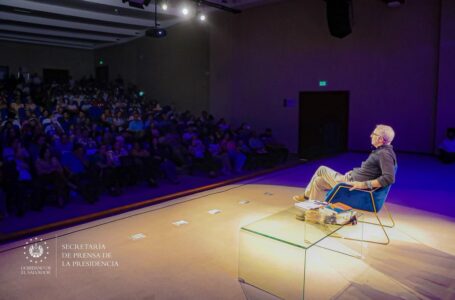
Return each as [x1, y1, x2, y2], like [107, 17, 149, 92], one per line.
[325, 183, 391, 212]
[324, 182, 395, 245]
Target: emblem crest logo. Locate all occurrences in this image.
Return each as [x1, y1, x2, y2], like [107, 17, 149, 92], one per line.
[24, 237, 49, 264]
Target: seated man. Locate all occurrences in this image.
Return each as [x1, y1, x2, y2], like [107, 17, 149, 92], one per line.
[293, 124, 397, 201]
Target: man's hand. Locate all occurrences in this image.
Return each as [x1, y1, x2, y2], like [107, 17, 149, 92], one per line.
[348, 181, 367, 191]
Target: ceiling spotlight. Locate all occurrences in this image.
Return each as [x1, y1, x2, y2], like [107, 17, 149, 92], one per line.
[195, 2, 206, 22]
[198, 13, 206, 21]
[161, 0, 168, 10]
[182, 7, 189, 15]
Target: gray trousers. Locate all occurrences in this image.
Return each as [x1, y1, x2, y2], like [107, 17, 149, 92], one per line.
[304, 166, 352, 201]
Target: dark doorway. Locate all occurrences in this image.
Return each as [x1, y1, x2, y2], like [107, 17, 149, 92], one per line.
[43, 69, 69, 84]
[299, 91, 349, 159]
[96, 66, 109, 83]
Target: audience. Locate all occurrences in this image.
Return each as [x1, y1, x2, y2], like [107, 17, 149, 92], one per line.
[0, 73, 288, 218]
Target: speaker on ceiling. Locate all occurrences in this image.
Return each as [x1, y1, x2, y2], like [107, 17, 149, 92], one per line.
[326, 0, 352, 38]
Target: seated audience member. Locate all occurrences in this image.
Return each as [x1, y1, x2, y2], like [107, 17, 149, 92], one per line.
[28, 135, 47, 161]
[221, 132, 246, 173]
[14, 140, 36, 214]
[261, 128, 289, 163]
[207, 134, 231, 175]
[217, 118, 230, 133]
[53, 133, 73, 157]
[249, 131, 267, 154]
[237, 139, 254, 169]
[1, 144, 21, 216]
[438, 128, 455, 164]
[248, 131, 273, 168]
[236, 123, 252, 144]
[148, 135, 179, 184]
[112, 111, 126, 129]
[189, 135, 219, 177]
[109, 139, 133, 185]
[128, 111, 144, 134]
[294, 125, 397, 201]
[130, 141, 158, 187]
[61, 144, 99, 203]
[91, 144, 122, 196]
[59, 111, 73, 134]
[100, 109, 113, 126]
[163, 131, 189, 167]
[43, 117, 63, 136]
[35, 145, 68, 207]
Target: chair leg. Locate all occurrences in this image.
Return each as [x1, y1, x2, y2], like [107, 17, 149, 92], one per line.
[354, 193, 391, 245]
[371, 210, 391, 245]
[358, 205, 395, 228]
[326, 187, 393, 245]
[332, 212, 390, 245]
[331, 212, 390, 246]
[382, 204, 395, 228]
[340, 194, 392, 245]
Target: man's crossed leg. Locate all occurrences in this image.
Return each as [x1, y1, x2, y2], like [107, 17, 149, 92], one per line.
[293, 166, 352, 201]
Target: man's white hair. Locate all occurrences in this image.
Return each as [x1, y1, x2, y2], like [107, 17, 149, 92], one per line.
[376, 124, 395, 144]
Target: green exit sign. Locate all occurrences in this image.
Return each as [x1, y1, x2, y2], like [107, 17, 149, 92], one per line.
[319, 81, 327, 87]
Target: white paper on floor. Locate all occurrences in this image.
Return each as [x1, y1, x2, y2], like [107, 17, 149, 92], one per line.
[208, 209, 222, 215]
[130, 233, 146, 240]
[239, 200, 250, 205]
[172, 220, 189, 226]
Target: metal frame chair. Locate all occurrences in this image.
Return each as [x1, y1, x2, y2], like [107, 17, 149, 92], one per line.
[325, 183, 395, 245]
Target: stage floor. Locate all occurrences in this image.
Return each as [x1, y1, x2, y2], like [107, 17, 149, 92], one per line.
[0, 153, 454, 299]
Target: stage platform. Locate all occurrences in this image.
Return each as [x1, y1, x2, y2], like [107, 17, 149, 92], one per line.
[0, 153, 454, 299]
